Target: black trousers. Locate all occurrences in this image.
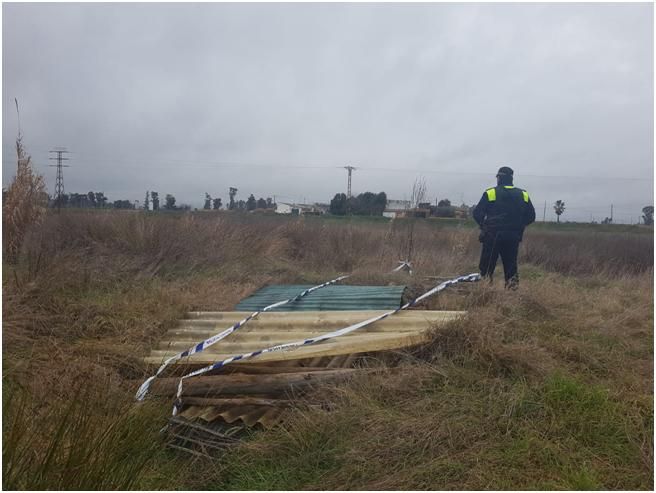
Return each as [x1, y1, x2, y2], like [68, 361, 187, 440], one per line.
[479, 235, 520, 288]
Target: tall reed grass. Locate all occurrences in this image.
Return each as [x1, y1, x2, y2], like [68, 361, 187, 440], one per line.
[2, 136, 47, 263]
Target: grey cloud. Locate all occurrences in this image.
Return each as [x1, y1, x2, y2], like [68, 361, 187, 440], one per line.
[3, 2, 653, 221]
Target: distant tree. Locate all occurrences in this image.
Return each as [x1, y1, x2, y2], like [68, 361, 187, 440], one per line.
[179, 203, 191, 211]
[57, 193, 70, 208]
[144, 191, 150, 211]
[354, 191, 386, 215]
[151, 191, 160, 211]
[375, 192, 387, 206]
[88, 191, 96, 208]
[374, 192, 387, 215]
[330, 193, 348, 215]
[601, 217, 612, 225]
[553, 200, 565, 223]
[68, 193, 82, 208]
[229, 187, 238, 210]
[357, 192, 375, 215]
[246, 194, 257, 211]
[256, 197, 267, 209]
[435, 204, 456, 218]
[212, 198, 222, 210]
[204, 193, 212, 210]
[94, 192, 107, 208]
[437, 199, 451, 207]
[82, 193, 92, 208]
[164, 194, 176, 210]
[333, 191, 388, 216]
[113, 199, 134, 209]
[266, 197, 274, 209]
[642, 205, 653, 226]
[2, 187, 7, 206]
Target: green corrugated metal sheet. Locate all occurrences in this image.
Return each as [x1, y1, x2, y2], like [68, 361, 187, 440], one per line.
[235, 285, 407, 312]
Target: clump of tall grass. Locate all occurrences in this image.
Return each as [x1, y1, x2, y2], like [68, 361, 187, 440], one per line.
[3, 381, 169, 490]
[2, 136, 47, 263]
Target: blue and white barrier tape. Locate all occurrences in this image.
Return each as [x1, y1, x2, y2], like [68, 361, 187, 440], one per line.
[171, 272, 480, 415]
[393, 260, 413, 274]
[135, 274, 350, 401]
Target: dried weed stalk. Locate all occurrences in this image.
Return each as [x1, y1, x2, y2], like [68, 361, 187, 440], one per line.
[3, 136, 47, 263]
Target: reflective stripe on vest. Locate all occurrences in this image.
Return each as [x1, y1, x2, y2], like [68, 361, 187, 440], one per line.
[522, 191, 529, 203]
[486, 188, 496, 201]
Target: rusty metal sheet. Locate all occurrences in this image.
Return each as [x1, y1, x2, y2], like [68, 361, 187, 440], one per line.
[179, 403, 288, 429]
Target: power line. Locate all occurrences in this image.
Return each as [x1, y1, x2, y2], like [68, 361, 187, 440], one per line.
[7, 159, 654, 183]
[10, 151, 651, 182]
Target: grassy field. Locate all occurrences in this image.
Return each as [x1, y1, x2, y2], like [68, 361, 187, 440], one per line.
[3, 210, 653, 490]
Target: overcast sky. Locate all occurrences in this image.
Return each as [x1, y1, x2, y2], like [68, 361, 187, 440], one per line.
[3, 2, 653, 222]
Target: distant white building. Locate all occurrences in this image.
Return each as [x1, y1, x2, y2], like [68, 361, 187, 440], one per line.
[275, 202, 298, 215]
[384, 199, 411, 218]
[386, 199, 411, 211]
[276, 202, 327, 215]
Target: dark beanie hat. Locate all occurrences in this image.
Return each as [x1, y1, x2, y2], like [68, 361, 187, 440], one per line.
[496, 166, 514, 177]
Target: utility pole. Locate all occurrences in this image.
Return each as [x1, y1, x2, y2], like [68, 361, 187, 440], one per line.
[49, 148, 70, 213]
[344, 166, 356, 199]
[610, 204, 614, 223]
[543, 201, 546, 222]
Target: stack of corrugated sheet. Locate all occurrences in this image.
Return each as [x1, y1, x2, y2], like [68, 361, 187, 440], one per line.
[144, 284, 466, 453]
[145, 310, 463, 367]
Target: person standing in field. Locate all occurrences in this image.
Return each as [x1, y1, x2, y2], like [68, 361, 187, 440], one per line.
[473, 166, 536, 289]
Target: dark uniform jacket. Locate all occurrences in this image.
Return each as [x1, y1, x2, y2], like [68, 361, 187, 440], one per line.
[473, 185, 536, 242]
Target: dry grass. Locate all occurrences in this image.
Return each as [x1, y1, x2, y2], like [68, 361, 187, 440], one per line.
[2, 210, 653, 489]
[3, 382, 170, 490]
[218, 271, 653, 490]
[2, 136, 47, 263]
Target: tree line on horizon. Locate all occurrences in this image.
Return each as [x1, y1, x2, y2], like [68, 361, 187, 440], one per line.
[329, 192, 462, 218]
[329, 192, 388, 216]
[5, 187, 652, 225]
